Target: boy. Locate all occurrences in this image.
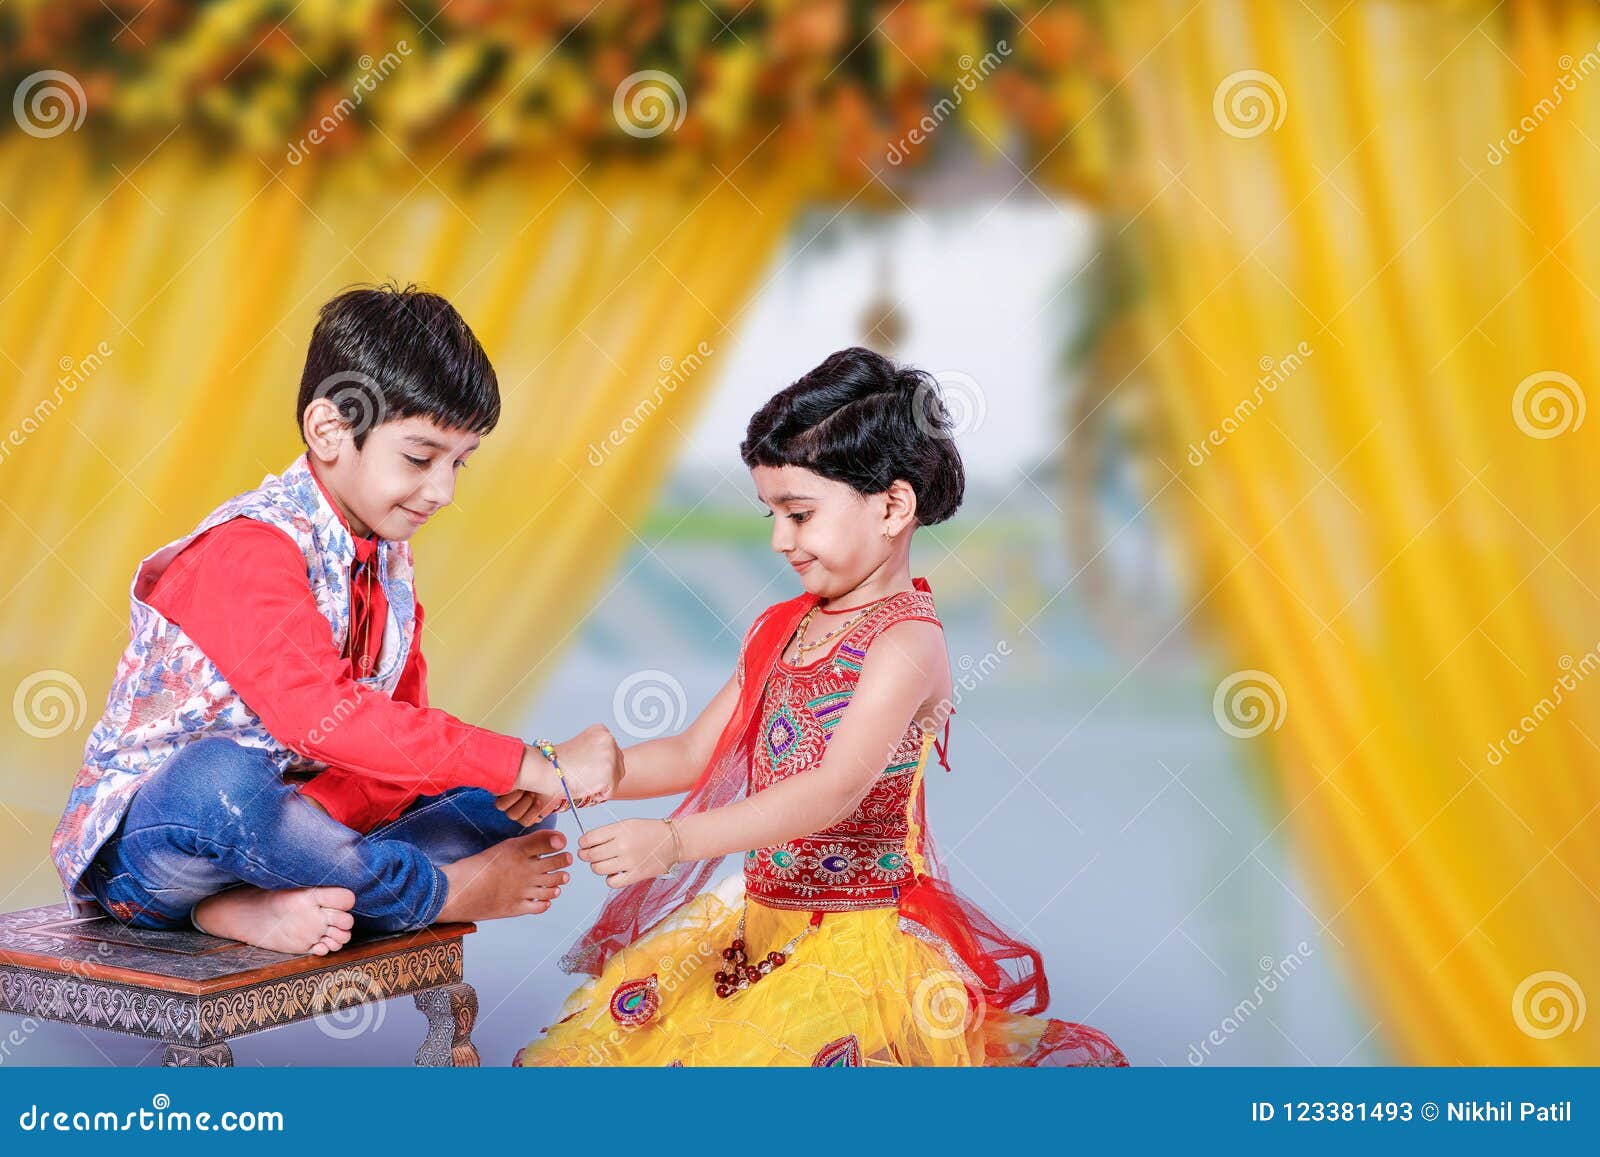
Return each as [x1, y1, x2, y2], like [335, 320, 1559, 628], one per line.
[49, 284, 622, 956]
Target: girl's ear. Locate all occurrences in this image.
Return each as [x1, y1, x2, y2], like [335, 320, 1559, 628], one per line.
[303, 397, 349, 463]
[884, 479, 918, 538]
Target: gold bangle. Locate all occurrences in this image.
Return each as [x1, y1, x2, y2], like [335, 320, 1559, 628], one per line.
[662, 817, 684, 873]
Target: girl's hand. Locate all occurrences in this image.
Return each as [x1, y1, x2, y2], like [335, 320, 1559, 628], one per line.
[578, 819, 678, 888]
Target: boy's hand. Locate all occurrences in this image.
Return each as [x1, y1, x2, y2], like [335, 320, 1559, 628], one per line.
[577, 819, 677, 888]
[515, 724, 623, 809]
[493, 789, 552, 826]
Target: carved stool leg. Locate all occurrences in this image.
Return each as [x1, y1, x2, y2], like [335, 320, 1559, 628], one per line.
[163, 1041, 234, 1067]
[414, 982, 480, 1067]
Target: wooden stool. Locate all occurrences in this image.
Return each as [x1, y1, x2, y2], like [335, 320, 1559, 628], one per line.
[0, 903, 480, 1066]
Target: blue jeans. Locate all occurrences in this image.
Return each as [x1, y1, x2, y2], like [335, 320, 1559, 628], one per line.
[83, 737, 551, 934]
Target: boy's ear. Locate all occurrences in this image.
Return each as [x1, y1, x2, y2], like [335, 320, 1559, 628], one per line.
[303, 397, 350, 462]
[884, 479, 918, 536]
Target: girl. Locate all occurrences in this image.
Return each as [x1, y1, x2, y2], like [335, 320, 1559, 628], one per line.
[515, 348, 1128, 1067]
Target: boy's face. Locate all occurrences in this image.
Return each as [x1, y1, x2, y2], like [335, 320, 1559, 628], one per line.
[310, 413, 481, 542]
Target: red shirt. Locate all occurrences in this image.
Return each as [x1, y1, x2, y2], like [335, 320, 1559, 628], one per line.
[143, 467, 522, 832]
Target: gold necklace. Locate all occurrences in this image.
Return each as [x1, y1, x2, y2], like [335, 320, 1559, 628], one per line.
[785, 595, 892, 664]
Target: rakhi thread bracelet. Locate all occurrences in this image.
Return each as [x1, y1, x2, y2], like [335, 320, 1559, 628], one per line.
[534, 738, 585, 834]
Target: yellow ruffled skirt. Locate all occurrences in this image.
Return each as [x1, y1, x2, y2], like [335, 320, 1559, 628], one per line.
[514, 874, 1127, 1067]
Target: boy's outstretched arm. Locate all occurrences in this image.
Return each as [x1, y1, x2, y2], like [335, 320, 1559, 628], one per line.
[578, 621, 946, 888]
[149, 521, 527, 799]
[497, 674, 737, 824]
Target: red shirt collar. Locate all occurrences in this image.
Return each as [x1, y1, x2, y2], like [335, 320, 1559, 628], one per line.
[305, 454, 381, 566]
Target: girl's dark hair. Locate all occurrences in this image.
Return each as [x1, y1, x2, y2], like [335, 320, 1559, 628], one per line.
[740, 347, 965, 525]
[297, 282, 500, 449]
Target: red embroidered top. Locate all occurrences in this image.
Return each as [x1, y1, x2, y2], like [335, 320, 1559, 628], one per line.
[143, 467, 522, 832]
[742, 589, 943, 912]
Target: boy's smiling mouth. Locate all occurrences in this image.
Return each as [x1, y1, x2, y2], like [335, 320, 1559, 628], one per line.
[399, 505, 431, 525]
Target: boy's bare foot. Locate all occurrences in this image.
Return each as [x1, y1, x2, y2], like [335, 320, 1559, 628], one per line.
[437, 830, 573, 923]
[192, 886, 357, 955]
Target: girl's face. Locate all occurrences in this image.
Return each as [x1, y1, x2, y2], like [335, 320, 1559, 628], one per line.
[752, 464, 900, 599]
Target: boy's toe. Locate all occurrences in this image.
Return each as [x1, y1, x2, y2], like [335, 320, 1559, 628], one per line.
[312, 886, 357, 910]
[322, 908, 355, 930]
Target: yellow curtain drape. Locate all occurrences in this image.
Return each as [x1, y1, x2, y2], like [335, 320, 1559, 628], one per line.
[0, 137, 797, 906]
[1106, 0, 1600, 1062]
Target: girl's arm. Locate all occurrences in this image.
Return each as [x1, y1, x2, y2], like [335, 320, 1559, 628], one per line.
[578, 621, 947, 887]
[496, 670, 740, 825]
[611, 672, 741, 801]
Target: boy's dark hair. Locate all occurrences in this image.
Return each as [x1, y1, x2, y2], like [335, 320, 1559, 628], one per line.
[740, 347, 965, 525]
[297, 282, 500, 448]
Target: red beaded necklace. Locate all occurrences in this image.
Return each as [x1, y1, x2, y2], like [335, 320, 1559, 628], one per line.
[712, 909, 824, 998]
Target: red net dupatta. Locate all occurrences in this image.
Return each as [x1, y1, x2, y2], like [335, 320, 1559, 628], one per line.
[559, 578, 1053, 1017]
[557, 588, 816, 977]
